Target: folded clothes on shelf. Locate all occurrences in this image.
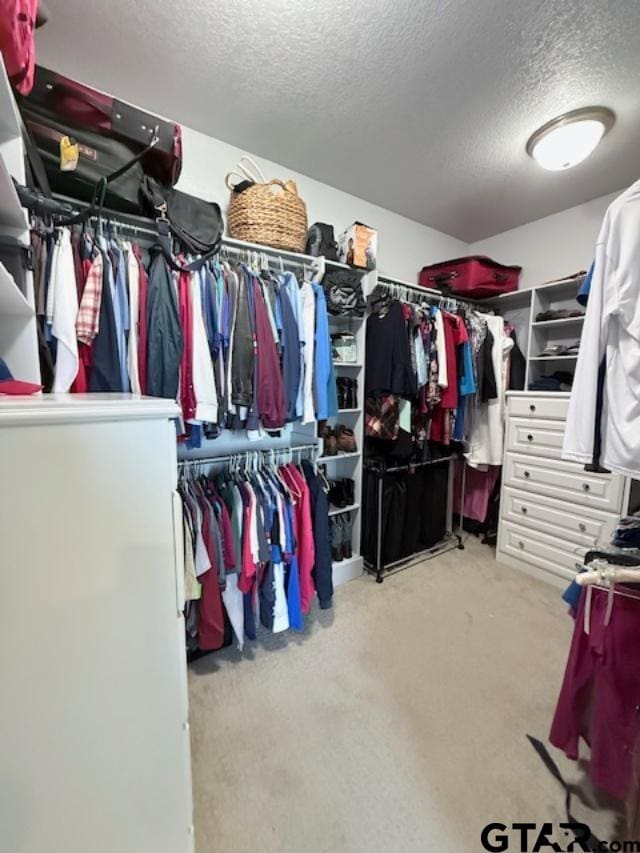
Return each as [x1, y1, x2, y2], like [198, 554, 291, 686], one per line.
[528, 371, 574, 392]
[539, 341, 581, 357]
[535, 309, 584, 322]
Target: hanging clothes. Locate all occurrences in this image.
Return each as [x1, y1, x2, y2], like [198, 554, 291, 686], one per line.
[178, 451, 332, 656]
[50, 229, 79, 392]
[466, 313, 512, 468]
[563, 180, 640, 478]
[146, 252, 183, 400]
[550, 584, 640, 801]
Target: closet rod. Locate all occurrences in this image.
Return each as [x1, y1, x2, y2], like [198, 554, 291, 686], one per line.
[177, 443, 319, 468]
[376, 274, 479, 312]
[46, 195, 320, 270]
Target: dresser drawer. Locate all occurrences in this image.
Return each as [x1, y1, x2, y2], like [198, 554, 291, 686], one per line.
[508, 394, 569, 421]
[502, 487, 618, 549]
[497, 520, 584, 583]
[506, 417, 566, 460]
[503, 453, 624, 512]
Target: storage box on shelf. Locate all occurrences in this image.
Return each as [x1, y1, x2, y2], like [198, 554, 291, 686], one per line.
[496, 392, 629, 588]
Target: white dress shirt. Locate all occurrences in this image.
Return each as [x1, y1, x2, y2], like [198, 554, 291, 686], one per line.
[563, 180, 640, 477]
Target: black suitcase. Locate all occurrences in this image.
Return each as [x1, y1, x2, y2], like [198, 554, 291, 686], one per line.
[19, 65, 182, 214]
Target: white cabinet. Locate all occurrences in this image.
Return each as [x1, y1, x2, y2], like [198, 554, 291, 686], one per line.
[497, 392, 627, 588]
[0, 395, 194, 853]
[0, 55, 39, 383]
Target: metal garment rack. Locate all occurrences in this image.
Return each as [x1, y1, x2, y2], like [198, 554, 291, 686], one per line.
[363, 453, 467, 583]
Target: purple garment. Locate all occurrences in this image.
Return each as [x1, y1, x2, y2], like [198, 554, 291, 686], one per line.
[550, 586, 640, 800]
[453, 463, 500, 523]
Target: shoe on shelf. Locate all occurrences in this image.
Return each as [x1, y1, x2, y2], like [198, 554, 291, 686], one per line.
[342, 512, 353, 559]
[343, 477, 356, 505]
[330, 516, 344, 562]
[336, 378, 348, 410]
[335, 424, 357, 453]
[319, 423, 338, 456]
[328, 479, 348, 508]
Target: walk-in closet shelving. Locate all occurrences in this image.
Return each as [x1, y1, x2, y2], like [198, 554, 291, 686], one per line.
[483, 272, 586, 389]
[0, 56, 40, 384]
[321, 267, 374, 585]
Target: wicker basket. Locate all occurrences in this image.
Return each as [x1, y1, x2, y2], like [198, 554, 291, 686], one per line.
[226, 157, 308, 252]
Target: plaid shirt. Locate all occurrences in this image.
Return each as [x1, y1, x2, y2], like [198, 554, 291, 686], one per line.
[365, 394, 400, 440]
[76, 252, 103, 345]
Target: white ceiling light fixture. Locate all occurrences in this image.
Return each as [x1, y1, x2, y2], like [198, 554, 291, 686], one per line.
[526, 107, 615, 171]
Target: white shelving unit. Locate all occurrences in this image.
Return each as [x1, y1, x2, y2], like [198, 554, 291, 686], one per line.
[0, 55, 39, 384]
[483, 273, 585, 389]
[319, 266, 375, 586]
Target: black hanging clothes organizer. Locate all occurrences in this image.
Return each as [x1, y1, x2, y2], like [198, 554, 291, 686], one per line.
[362, 453, 466, 583]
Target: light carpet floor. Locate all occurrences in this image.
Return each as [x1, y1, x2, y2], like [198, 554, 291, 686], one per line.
[188, 536, 618, 852]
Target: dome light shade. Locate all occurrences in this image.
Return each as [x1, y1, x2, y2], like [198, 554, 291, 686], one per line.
[526, 107, 615, 171]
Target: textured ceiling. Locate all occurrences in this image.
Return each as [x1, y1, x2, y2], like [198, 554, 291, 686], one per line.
[36, 0, 640, 242]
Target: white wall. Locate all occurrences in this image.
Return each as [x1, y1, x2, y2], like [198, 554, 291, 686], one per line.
[468, 190, 622, 290]
[176, 126, 467, 283]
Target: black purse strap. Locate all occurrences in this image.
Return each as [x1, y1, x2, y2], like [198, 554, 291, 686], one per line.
[152, 219, 221, 273]
[21, 113, 159, 227]
[526, 736, 603, 850]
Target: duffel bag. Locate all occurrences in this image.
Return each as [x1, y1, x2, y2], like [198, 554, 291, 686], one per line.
[419, 255, 521, 299]
[19, 64, 182, 212]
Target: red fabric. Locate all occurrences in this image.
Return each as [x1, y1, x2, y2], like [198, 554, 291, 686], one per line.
[238, 484, 256, 594]
[252, 278, 286, 429]
[70, 245, 92, 395]
[550, 587, 640, 801]
[440, 313, 460, 409]
[282, 465, 315, 614]
[133, 245, 149, 395]
[177, 269, 196, 423]
[0, 379, 41, 394]
[431, 312, 459, 444]
[0, 0, 38, 94]
[195, 487, 224, 651]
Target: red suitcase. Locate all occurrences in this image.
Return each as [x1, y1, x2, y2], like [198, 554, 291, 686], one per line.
[419, 255, 521, 299]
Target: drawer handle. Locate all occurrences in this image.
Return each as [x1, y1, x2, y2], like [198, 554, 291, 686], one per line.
[529, 404, 536, 413]
[578, 523, 587, 532]
[527, 434, 533, 442]
[518, 541, 525, 549]
[582, 483, 591, 492]
[521, 507, 528, 514]
[523, 471, 531, 479]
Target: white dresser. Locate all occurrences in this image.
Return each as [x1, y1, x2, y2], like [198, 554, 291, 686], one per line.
[0, 395, 194, 853]
[496, 392, 629, 588]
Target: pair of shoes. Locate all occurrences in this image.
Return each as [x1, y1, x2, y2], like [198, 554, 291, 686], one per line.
[336, 378, 358, 409]
[318, 422, 337, 456]
[328, 478, 355, 508]
[334, 424, 357, 453]
[330, 513, 353, 562]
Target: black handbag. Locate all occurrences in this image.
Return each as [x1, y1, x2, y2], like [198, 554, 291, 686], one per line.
[140, 176, 223, 262]
[323, 269, 366, 317]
